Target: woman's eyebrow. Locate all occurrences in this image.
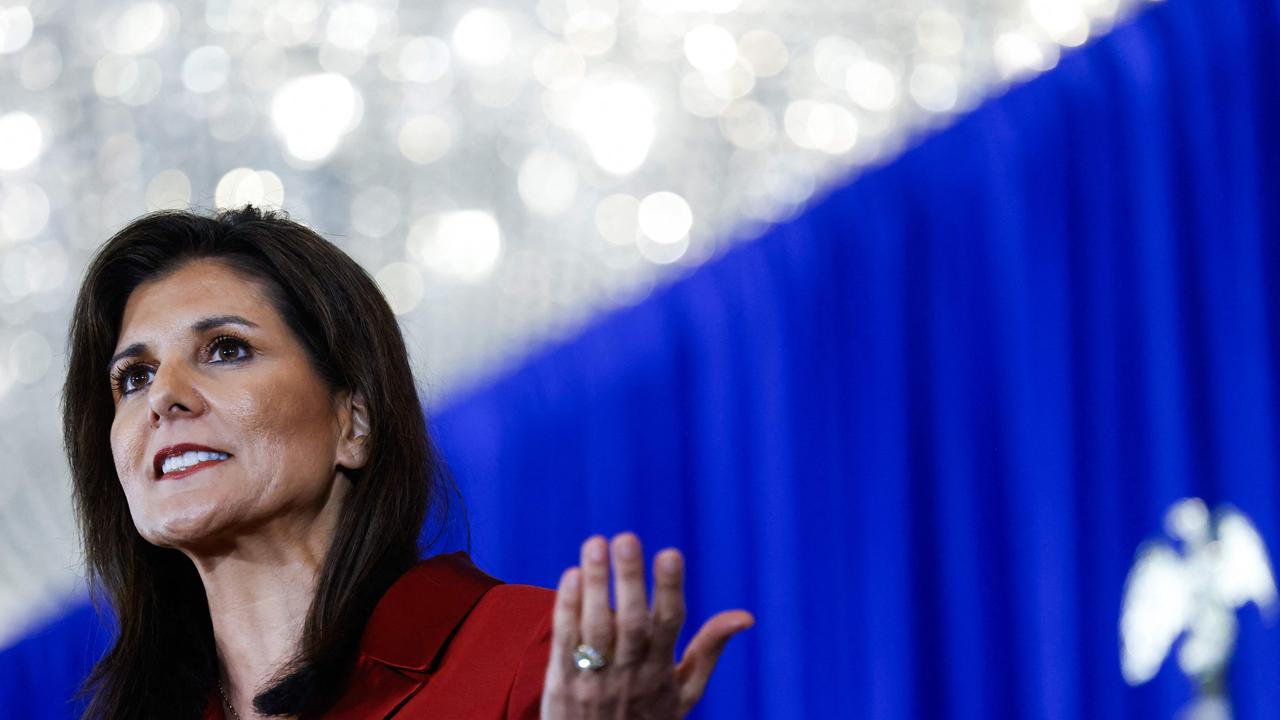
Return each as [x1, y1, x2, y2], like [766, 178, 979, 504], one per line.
[107, 315, 261, 372]
[190, 314, 259, 333]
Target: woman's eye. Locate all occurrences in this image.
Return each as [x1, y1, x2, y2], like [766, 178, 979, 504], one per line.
[115, 366, 154, 395]
[209, 337, 250, 363]
[129, 368, 152, 391]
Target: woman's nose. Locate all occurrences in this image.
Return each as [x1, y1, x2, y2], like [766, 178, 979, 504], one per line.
[147, 363, 206, 426]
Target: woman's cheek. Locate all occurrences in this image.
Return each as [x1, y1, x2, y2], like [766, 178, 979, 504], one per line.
[110, 420, 148, 484]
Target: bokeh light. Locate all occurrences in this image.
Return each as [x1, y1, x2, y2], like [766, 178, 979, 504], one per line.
[533, 42, 585, 89]
[638, 191, 693, 245]
[573, 79, 655, 175]
[846, 59, 899, 112]
[785, 100, 858, 154]
[909, 63, 959, 113]
[408, 209, 503, 281]
[397, 36, 452, 83]
[1032, 0, 1092, 46]
[0, 113, 42, 171]
[327, 2, 382, 52]
[453, 8, 511, 67]
[145, 169, 193, 210]
[595, 193, 641, 245]
[563, 8, 617, 56]
[375, 260, 425, 315]
[518, 149, 578, 216]
[0, 6, 33, 55]
[685, 24, 738, 74]
[103, 2, 175, 56]
[0, 182, 50, 242]
[17, 40, 62, 90]
[736, 29, 788, 77]
[719, 100, 777, 150]
[271, 73, 361, 163]
[398, 114, 454, 165]
[994, 31, 1057, 79]
[182, 46, 231, 93]
[215, 167, 285, 209]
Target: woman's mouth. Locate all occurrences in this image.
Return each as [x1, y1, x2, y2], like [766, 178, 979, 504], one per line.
[158, 448, 231, 476]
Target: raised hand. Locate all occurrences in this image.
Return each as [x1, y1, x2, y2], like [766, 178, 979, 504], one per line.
[541, 533, 754, 718]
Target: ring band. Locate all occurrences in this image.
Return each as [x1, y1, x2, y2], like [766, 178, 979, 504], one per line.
[572, 644, 608, 671]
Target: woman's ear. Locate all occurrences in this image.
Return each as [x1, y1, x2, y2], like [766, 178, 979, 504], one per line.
[335, 389, 370, 473]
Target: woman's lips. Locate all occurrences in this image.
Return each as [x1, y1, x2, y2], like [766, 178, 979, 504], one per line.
[158, 458, 227, 481]
[153, 443, 231, 477]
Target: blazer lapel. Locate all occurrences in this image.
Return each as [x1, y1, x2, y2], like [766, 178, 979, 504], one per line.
[325, 552, 502, 719]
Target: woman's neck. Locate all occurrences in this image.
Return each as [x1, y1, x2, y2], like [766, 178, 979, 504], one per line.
[202, 553, 320, 718]
[189, 478, 350, 719]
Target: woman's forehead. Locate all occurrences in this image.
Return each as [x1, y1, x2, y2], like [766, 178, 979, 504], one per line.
[116, 260, 278, 343]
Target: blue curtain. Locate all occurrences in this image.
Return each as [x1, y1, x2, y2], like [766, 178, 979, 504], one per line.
[5, 0, 1280, 717]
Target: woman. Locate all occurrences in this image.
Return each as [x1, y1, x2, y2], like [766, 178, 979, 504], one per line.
[64, 206, 753, 719]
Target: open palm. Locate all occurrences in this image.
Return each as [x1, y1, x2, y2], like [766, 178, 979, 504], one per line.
[541, 533, 754, 718]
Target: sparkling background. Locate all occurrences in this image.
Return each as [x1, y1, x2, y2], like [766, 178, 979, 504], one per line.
[0, 0, 1147, 646]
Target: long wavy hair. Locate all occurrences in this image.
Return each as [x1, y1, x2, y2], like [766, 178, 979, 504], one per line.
[64, 206, 458, 718]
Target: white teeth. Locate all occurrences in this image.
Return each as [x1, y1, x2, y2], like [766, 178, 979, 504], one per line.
[161, 450, 229, 475]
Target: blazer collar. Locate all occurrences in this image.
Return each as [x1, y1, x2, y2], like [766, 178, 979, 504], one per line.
[360, 551, 503, 673]
[205, 554, 502, 720]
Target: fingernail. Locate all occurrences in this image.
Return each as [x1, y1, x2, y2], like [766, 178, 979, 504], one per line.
[615, 536, 638, 560]
[588, 538, 606, 562]
[565, 568, 580, 592]
[659, 551, 681, 573]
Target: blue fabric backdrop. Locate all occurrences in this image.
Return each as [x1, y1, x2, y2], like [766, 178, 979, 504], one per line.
[5, 0, 1280, 716]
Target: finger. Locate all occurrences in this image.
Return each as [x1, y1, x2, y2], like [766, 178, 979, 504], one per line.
[646, 548, 686, 663]
[546, 566, 583, 677]
[674, 610, 755, 713]
[578, 535, 614, 660]
[610, 532, 648, 667]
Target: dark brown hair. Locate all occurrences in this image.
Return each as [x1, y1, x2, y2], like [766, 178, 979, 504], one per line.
[64, 206, 458, 718]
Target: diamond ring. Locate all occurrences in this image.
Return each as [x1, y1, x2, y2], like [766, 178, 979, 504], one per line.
[572, 643, 608, 671]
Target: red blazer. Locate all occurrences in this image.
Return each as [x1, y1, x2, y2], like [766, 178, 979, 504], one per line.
[204, 552, 554, 719]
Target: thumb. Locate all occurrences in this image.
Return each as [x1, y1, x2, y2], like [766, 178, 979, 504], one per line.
[674, 610, 755, 715]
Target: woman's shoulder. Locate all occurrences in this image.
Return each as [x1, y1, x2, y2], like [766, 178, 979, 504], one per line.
[356, 552, 549, 668]
[449, 581, 555, 665]
[390, 551, 554, 620]
[424, 569, 553, 719]
[413, 553, 555, 656]
[381, 552, 555, 646]
[328, 553, 554, 718]
[473, 581, 556, 618]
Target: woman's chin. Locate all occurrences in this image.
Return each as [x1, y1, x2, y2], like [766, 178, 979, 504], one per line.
[132, 502, 242, 551]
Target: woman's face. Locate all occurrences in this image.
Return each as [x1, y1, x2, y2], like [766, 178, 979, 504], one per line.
[108, 258, 365, 552]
